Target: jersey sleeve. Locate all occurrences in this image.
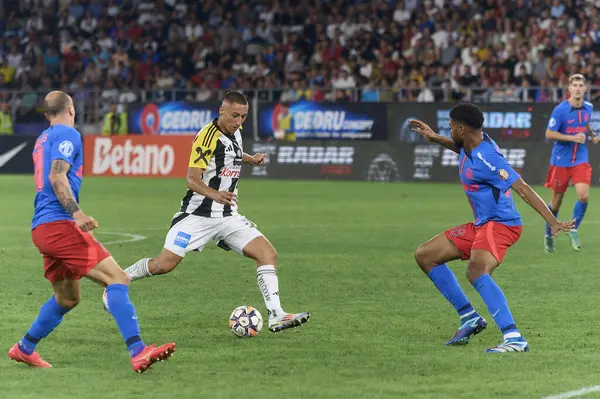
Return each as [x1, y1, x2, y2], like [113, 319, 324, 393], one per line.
[547, 106, 564, 132]
[50, 127, 82, 166]
[475, 149, 521, 192]
[188, 126, 220, 169]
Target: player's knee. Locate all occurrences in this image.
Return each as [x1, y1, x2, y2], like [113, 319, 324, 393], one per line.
[112, 269, 130, 285]
[414, 244, 430, 268]
[579, 194, 589, 203]
[56, 295, 80, 309]
[466, 262, 488, 284]
[465, 267, 478, 284]
[256, 246, 278, 265]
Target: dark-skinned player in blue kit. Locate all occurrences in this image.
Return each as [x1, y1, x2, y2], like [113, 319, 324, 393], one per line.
[409, 103, 574, 353]
[8, 91, 175, 373]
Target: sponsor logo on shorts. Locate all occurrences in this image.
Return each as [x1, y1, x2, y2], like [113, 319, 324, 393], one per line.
[450, 228, 466, 238]
[174, 231, 191, 248]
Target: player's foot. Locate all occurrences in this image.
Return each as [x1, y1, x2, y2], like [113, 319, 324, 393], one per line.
[268, 311, 310, 333]
[8, 343, 52, 368]
[445, 315, 487, 346]
[568, 230, 581, 251]
[544, 236, 556, 253]
[131, 343, 176, 373]
[484, 336, 529, 353]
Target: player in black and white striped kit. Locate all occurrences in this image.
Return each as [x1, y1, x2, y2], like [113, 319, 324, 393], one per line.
[118, 91, 310, 333]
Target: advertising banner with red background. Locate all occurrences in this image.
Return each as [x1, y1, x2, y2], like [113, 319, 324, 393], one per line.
[83, 135, 194, 177]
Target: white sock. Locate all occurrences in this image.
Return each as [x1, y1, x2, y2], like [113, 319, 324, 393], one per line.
[256, 265, 283, 318]
[503, 331, 522, 340]
[124, 258, 152, 282]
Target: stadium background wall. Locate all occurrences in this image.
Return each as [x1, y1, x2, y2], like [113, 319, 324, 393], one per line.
[2, 102, 599, 186]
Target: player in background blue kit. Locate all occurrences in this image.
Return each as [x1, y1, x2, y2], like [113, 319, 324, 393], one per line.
[544, 74, 599, 253]
[8, 91, 175, 373]
[409, 104, 573, 353]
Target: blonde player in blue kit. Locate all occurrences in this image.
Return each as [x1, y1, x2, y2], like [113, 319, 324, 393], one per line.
[543, 74, 600, 253]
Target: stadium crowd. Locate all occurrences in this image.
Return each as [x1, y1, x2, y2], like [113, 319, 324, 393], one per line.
[0, 0, 599, 123]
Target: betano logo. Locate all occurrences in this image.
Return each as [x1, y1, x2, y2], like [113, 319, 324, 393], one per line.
[92, 137, 175, 175]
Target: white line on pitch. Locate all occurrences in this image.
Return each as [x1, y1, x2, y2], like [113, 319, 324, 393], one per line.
[542, 385, 600, 399]
[0, 231, 147, 251]
[98, 231, 147, 245]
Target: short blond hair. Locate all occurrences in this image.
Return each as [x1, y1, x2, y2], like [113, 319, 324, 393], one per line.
[569, 74, 586, 85]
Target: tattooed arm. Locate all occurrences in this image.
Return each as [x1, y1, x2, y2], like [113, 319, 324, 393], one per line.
[49, 159, 97, 231]
[49, 159, 79, 214]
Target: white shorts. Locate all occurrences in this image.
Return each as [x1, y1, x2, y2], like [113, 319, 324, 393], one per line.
[164, 213, 264, 257]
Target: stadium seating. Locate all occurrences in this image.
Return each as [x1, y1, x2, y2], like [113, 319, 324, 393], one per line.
[0, 0, 598, 124]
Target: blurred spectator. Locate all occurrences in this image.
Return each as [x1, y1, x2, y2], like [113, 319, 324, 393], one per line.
[0, 102, 14, 135]
[101, 103, 127, 136]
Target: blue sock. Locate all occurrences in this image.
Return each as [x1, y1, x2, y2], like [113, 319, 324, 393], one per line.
[545, 204, 559, 237]
[428, 265, 476, 319]
[473, 274, 520, 338]
[573, 200, 588, 230]
[19, 296, 71, 355]
[105, 284, 145, 358]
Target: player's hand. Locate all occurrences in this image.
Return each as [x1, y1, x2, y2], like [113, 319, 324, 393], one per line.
[572, 133, 586, 144]
[408, 119, 437, 141]
[550, 219, 576, 236]
[252, 153, 266, 165]
[212, 191, 237, 206]
[592, 136, 600, 144]
[74, 211, 98, 232]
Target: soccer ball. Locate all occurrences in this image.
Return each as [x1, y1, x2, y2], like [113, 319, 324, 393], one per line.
[229, 306, 263, 338]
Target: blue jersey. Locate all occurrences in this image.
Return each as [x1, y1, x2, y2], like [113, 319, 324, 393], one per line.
[31, 124, 83, 230]
[547, 100, 593, 167]
[458, 134, 522, 227]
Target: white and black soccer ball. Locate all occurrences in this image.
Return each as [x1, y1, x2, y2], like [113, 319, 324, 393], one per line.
[229, 306, 263, 337]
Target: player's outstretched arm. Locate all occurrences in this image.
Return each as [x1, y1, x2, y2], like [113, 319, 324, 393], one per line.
[408, 119, 460, 153]
[511, 178, 574, 235]
[49, 160, 97, 232]
[186, 167, 236, 206]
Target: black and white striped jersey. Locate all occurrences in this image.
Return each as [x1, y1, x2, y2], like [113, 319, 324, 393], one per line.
[179, 119, 243, 218]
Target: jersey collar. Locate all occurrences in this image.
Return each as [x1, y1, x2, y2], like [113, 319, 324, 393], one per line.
[212, 118, 236, 138]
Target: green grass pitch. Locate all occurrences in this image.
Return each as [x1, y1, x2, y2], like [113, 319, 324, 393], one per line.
[1, 175, 599, 399]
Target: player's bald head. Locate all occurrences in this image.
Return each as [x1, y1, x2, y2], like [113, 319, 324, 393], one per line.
[44, 91, 73, 117]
